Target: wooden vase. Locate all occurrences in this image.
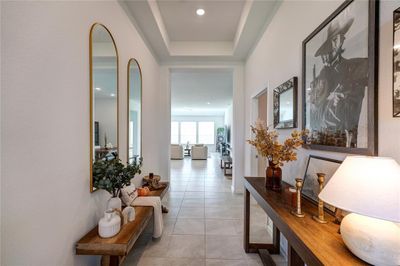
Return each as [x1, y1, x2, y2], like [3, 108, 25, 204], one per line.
[266, 160, 282, 191]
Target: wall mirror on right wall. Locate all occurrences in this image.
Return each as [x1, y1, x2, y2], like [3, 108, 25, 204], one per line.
[127, 58, 142, 163]
[273, 77, 297, 129]
[393, 7, 400, 117]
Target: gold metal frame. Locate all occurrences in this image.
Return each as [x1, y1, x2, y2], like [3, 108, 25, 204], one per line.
[127, 58, 143, 163]
[89, 23, 119, 192]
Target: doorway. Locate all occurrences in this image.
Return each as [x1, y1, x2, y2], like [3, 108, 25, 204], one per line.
[250, 88, 268, 177]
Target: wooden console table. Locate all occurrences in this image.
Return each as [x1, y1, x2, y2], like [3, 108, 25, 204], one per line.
[244, 177, 367, 266]
[76, 182, 169, 266]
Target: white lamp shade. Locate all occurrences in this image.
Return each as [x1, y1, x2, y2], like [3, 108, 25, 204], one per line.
[319, 156, 400, 223]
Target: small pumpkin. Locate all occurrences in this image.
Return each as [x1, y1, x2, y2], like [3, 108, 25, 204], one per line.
[137, 187, 150, 196]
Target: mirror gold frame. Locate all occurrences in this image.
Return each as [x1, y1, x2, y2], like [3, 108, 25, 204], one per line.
[127, 58, 143, 163]
[89, 23, 119, 192]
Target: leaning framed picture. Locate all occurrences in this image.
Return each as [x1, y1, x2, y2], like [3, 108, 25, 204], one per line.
[393, 7, 400, 117]
[301, 155, 343, 214]
[273, 77, 298, 129]
[302, 0, 378, 155]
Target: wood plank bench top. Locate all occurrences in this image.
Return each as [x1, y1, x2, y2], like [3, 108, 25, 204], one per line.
[76, 182, 169, 259]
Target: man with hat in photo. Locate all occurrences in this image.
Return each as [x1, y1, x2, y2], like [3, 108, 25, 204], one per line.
[309, 17, 368, 148]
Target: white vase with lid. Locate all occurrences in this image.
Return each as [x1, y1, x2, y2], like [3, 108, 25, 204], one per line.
[107, 196, 122, 211]
[98, 209, 121, 238]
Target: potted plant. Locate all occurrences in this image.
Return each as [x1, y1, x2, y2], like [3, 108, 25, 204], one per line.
[247, 120, 306, 191]
[93, 157, 142, 210]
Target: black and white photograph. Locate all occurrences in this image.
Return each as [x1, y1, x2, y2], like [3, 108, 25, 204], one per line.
[273, 77, 297, 129]
[393, 7, 400, 117]
[302, 156, 342, 214]
[303, 0, 378, 155]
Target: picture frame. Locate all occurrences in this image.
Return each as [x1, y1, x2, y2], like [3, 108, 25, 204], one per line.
[301, 155, 343, 215]
[393, 7, 400, 117]
[273, 77, 298, 129]
[302, 0, 378, 155]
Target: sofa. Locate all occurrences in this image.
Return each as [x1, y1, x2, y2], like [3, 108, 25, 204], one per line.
[170, 144, 184, 160]
[191, 144, 208, 160]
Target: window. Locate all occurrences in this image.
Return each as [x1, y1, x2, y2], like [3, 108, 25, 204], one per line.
[171, 121, 179, 144]
[171, 121, 216, 145]
[198, 122, 215, 144]
[180, 122, 196, 144]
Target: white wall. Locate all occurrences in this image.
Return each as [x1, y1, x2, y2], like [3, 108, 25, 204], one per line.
[171, 115, 225, 152]
[1, 1, 161, 265]
[244, 0, 400, 256]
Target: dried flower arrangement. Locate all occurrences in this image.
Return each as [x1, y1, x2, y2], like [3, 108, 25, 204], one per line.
[247, 120, 307, 167]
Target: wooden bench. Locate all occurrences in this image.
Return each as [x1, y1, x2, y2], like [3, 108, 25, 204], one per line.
[75, 182, 169, 266]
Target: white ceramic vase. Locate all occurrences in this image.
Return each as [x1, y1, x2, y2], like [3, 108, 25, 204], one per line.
[98, 209, 121, 238]
[107, 196, 122, 211]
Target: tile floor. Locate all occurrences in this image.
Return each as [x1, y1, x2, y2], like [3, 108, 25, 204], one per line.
[124, 153, 287, 266]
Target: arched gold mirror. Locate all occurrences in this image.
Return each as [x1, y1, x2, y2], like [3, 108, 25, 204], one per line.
[127, 59, 142, 164]
[90, 23, 119, 192]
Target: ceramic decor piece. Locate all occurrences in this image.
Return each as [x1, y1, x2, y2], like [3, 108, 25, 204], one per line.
[107, 196, 122, 211]
[98, 209, 121, 238]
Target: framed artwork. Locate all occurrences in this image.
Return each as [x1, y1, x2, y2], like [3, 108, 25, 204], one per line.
[273, 77, 298, 129]
[301, 155, 343, 214]
[302, 0, 378, 155]
[393, 7, 400, 117]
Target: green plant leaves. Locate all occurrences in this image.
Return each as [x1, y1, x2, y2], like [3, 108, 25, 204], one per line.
[93, 157, 143, 197]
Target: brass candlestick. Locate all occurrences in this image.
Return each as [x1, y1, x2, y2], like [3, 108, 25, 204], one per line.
[291, 178, 305, 218]
[313, 173, 328, 224]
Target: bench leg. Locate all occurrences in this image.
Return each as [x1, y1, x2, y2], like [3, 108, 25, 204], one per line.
[101, 255, 122, 266]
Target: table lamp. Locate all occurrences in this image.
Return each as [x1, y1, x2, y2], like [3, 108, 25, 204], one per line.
[319, 156, 400, 266]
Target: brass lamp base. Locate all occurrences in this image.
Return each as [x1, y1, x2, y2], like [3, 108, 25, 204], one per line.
[312, 215, 328, 224]
[291, 210, 305, 218]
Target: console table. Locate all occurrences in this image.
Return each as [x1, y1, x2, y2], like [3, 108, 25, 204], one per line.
[244, 177, 368, 266]
[76, 182, 169, 266]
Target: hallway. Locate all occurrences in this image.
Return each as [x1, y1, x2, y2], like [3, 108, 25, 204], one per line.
[125, 154, 286, 266]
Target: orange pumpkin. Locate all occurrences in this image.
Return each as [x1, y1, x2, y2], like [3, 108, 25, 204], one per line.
[137, 187, 150, 196]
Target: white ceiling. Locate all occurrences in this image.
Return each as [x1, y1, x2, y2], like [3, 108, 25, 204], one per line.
[171, 69, 232, 116]
[119, 0, 281, 62]
[157, 1, 245, 42]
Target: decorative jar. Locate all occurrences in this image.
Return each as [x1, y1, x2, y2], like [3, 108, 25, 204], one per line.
[98, 209, 121, 238]
[266, 160, 282, 191]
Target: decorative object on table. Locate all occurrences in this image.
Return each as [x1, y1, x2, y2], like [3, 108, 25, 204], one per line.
[121, 184, 138, 206]
[98, 209, 121, 238]
[93, 157, 142, 211]
[302, 155, 342, 214]
[121, 206, 135, 225]
[290, 178, 305, 218]
[137, 187, 150, 196]
[247, 120, 306, 191]
[161, 205, 169, 213]
[106, 142, 113, 149]
[185, 141, 189, 149]
[312, 173, 328, 224]
[319, 156, 400, 266]
[285, 187, 297, 208]
[143, 173, 167, 190]
[273, 77, 297, 129]
[393, 7, 400, 117]
[302, 0, 378, 155]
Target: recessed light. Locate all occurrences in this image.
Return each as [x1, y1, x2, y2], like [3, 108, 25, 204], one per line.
[110, 93, 115, 97]
[95, 87, 102, 91]
[207, 102, 211, 105]
[196, 8, 205, 16]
